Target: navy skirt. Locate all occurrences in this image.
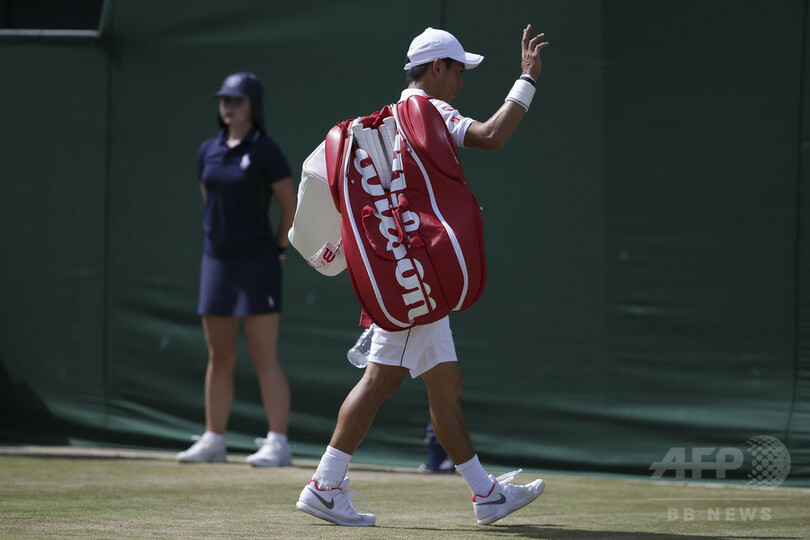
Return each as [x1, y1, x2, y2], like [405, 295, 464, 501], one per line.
[198, 250, 282, 317]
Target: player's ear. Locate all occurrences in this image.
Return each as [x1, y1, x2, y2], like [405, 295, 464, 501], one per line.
[432, 58, 445, 75]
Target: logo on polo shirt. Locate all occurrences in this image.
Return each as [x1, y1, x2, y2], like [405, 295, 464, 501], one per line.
[240, 154, 251, 170]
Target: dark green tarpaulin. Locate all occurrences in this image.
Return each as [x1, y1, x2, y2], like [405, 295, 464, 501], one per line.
[1, 0, 808, 485]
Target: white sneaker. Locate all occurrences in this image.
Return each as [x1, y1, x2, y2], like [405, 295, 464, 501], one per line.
[246, 437, 292, 467]
[473, 469, 545, 525]
[175, 434, 227, 463]
[296, 477, 376, 527]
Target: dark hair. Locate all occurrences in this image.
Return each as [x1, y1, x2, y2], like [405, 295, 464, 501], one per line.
[405, 57, 454, 84]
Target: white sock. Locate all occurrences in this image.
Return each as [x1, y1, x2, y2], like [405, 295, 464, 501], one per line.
[202, 431, 224, 444]
[266, 431, 288, 445]
[455, 455, 495, 496]
[313, 446, 352, 489]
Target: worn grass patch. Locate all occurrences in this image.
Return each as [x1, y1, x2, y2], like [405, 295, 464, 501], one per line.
[0, 449, 807, 539]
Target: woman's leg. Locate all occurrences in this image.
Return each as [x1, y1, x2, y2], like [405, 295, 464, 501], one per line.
[202, 315, 240, 434]
[243, 313, 290, 434]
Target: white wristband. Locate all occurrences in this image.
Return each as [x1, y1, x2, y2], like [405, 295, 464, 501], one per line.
[505, 78, 535, 111]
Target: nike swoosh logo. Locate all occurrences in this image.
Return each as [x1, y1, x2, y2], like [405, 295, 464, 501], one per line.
[308, 487, 335, 509]
[476, 494, 507, 506]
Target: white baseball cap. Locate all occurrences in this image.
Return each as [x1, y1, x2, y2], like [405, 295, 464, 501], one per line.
[403, 27, 484, 71]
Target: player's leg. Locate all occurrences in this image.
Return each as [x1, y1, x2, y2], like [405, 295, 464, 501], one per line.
[243, 312, 291, 466]
[421, 362, 497, 497]
[420, 361, 475, 464]
[297, 362, 407, 526]
[422, 358, 545, 525]
[329, 362, 408, 455]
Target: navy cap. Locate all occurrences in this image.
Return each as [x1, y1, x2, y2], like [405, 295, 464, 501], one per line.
[214, 72, 266, 133]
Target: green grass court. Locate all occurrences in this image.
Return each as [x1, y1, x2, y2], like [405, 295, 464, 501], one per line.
[0, 446, 807, 539]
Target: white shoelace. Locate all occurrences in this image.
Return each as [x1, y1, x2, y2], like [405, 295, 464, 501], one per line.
[495, 468, 524, 485]
[343, 487, 369, 511]
[318, 480, 369, 512]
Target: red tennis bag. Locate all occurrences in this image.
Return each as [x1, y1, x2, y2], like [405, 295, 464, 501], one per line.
[325, 95, 486, 331]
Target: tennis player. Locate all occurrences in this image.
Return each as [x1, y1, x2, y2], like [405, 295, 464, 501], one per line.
[296, 26, 549, 526]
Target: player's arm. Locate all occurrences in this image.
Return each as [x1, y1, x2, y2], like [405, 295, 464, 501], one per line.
[272, 176, 297, 252]
[463, 102, 526, 150]
[464, 24, 548, 150]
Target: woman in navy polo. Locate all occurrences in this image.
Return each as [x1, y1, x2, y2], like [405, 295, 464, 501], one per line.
[176, 72, 297, 467]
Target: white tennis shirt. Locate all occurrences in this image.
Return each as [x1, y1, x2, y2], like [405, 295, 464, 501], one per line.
[398, 88, 474, 148]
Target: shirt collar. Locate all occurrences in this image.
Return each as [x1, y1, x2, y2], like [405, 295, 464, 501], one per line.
[217, 128, 260, 147]
[399, 88, 428, 102]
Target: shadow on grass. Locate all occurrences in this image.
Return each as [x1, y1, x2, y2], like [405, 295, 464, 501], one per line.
[374, 523, 800, 539]
[477, 524, 800, 539]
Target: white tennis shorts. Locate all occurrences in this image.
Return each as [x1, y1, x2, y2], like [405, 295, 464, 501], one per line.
[368, 316, 458, 378]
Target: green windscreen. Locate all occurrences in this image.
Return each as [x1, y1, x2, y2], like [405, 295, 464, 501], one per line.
[0, 0, 807, 486]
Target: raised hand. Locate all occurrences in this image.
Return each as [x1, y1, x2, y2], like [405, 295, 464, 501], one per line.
[521, 24, 549, 80]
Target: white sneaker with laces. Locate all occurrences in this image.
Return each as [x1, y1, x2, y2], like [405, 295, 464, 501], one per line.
[175, 434, 227, 463]
[246, 437, 292, 467]
[296, 477, 376, 527]
[473, 469, 545, 525]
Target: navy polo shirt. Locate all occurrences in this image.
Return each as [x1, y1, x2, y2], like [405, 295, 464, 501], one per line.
[197, 129, 291, 259]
